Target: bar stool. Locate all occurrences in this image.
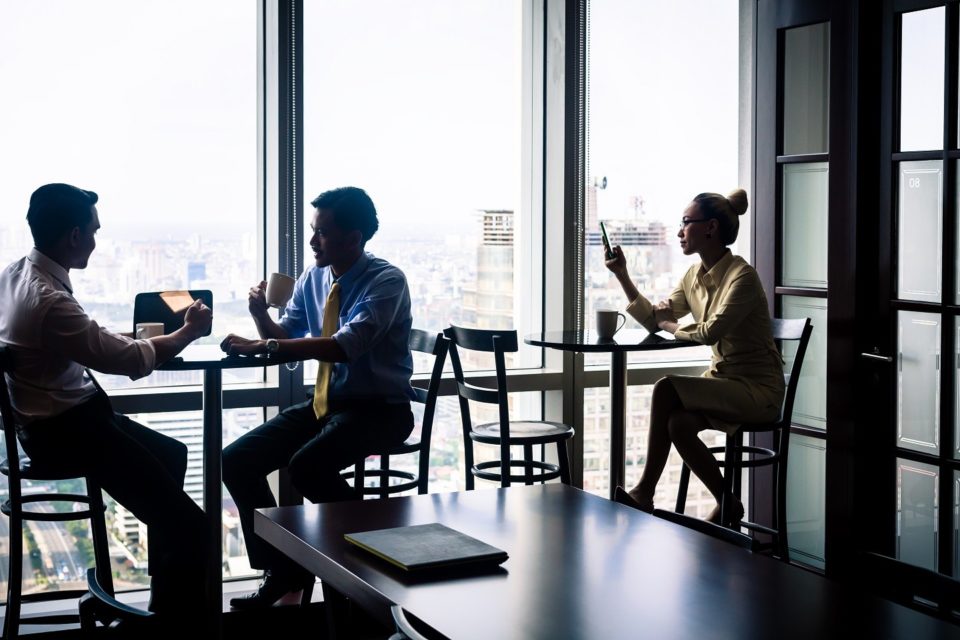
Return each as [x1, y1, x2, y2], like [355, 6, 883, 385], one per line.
[0, 345, 115, 638]
[674, 317, 813, 559]
[342, 330, 448, 498]
[445, 325, 573, 488]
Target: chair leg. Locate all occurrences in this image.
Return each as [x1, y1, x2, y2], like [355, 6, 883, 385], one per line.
[719, 433, 736, 527]
[417, 446, 429, 495]
[464, 439, 475, 491]
[776, 427, 791, 560]
[300, 581, 315, 607]
[4, 509, 23, 640]
[353, 461, 365, 499]
[675, 464, 691, 514]
[557, 441, 571, 485]
[87, 478, 114, 596]
[379, 455, 390, 500]
[523, 444, 534, 486]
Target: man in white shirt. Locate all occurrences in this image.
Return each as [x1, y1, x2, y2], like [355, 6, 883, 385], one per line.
[0, 183, 212, 620]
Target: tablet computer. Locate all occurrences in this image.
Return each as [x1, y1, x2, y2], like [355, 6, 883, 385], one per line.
[133, 290, 213, 336]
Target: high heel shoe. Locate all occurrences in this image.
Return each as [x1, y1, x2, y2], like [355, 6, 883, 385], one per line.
[613, 486, 654, 513]
[706, 495, 744, 527]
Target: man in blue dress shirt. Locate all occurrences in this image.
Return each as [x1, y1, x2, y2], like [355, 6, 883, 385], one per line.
[220, 186, 415, 609]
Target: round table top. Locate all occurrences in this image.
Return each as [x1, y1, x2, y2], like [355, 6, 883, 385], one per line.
[524, 330, 698, 353]
[158, 344, 298, 371]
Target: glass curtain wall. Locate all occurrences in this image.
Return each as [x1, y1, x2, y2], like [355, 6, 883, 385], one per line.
[584, 0, 739, 511]
[0, 0, 259, 596]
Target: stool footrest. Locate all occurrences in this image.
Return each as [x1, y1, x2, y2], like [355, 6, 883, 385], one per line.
[473, 459, 562, 484]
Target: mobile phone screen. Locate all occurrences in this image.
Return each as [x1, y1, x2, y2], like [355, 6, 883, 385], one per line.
[599, 221, 613, 259]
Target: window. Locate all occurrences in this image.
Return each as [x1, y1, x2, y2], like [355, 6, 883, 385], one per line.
[585, 0, 740, 505]
[0, 0, 261, 390]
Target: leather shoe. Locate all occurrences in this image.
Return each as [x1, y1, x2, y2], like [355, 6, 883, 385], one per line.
[229, 571, 310, 610]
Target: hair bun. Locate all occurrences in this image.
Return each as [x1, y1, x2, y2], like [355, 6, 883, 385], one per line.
[726, 188, 748, 216]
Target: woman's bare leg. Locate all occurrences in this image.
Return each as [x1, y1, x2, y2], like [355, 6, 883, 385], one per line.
[627, 378, 682, 508]
[668, 413, 743, 523]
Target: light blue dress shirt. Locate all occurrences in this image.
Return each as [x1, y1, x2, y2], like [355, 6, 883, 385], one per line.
[279, 251, 415, 404]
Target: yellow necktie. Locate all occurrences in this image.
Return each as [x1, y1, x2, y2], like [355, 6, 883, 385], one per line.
[312, 281, 340, 419]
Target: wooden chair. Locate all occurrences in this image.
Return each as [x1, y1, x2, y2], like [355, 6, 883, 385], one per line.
[674, 317, 813, 560]
[0, 345, 115, 638]
[341, 330, 448, 498]
[856, 552, 960, 623]
[444, 325, 573, 488]
[388, 604, 430, 640]
[651, 508, 757, 551]
[78, 567, 155, 635]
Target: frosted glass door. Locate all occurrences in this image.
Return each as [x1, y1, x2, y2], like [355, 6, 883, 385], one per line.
[898, 161, 942, 303]
[897, 459, 938, 570]
[787, 435, 826, 570]
[782, 297, 826, 430]
[897, 311, 940, 453]
[783, 22, 829, 155]
[900, 8, 944, 152]
[782, 163, 829, 288]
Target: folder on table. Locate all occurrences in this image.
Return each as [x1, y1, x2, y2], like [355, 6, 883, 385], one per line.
[344, 522, 508, 572]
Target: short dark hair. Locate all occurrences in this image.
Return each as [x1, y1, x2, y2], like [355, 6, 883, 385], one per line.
[310, 187, 379, 244]
[26, 183, 99, 249]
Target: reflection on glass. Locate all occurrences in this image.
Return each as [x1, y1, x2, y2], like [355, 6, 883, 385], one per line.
[898, 161, 942, 303]
[897, 311, 940, 453]
[781, 297, 826, 430]
[897, 459, 938, 571]
[786, 435, 826, 570]
[782, 163, 829, 288]
[783, 22, 830, 155]
[900, 8, 945, 152]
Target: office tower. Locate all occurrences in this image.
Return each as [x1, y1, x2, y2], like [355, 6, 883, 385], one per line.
[187, 261, 206, 288]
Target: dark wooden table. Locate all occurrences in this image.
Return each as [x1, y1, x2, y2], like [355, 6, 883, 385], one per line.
[524, 330, 697, 498]
[158, 344, 293, 627]
[255, 484, 952, 639]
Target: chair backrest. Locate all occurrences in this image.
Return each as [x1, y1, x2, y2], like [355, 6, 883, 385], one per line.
[857, 551, 960, 621]
[408, 329, 449, 453]
[0, 345, 23, 493]
[389, 604, 429, 640]
[652, 508, 757, 551]
[442, 325, 517, 441]
[770, 317, 813, 426]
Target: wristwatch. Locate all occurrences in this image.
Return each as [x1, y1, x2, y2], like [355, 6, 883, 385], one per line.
[265, 338, 280, 355]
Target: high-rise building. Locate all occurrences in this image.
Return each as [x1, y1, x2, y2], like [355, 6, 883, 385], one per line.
[462, 209, 514, 331]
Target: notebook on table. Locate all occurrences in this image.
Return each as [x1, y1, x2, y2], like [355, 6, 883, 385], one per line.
[344, 522, 508, 572]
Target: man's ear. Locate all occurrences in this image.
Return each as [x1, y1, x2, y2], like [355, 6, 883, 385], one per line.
[347, 229, 363, 249]
[68, 226, 82, 247]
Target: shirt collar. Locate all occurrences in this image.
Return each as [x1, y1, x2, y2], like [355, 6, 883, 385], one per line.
[27, 248, 73, 294]
[327, 251, 371, 291]
[697, 250, 735, 289]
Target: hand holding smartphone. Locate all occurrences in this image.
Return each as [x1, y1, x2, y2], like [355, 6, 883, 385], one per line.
[600, 221, 614, 260]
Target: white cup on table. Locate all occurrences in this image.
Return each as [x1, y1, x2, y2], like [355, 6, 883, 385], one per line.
[135, 322, 165, 339]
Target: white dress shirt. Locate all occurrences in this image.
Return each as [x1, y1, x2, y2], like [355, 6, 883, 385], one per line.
[0, 249, 156, 424]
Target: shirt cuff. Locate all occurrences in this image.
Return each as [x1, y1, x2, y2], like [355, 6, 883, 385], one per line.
[625, 296, 659, 333]
[129, 338, 157, 380]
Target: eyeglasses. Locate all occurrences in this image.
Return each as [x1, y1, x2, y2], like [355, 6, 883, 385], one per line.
[679, 217, 709, 230]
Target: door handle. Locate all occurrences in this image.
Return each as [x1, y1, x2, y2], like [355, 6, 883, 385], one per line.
[860, 352, 893, 363]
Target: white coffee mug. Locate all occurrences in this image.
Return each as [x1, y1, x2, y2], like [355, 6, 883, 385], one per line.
[266, 272, 296, 308]
[595, 309, 626, 339]
[135, 322, 165, 339]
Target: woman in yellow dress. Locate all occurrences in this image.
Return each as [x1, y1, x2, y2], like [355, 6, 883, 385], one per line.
[605, 188, 784, 524]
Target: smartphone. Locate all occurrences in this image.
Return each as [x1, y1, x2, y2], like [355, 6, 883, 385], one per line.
[599, 220, 614, 260]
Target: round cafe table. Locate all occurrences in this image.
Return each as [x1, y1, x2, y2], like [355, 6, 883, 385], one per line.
[524, 330, 697, 499]
[159, 344, 297, 631]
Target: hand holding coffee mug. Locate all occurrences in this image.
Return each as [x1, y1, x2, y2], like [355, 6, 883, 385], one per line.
[595, 309, 626, 339]
[135, 322, 165, 339]
[265, 272, 296, 308]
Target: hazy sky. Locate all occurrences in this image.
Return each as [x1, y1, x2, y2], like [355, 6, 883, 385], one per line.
[1, 1, 738, 241]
